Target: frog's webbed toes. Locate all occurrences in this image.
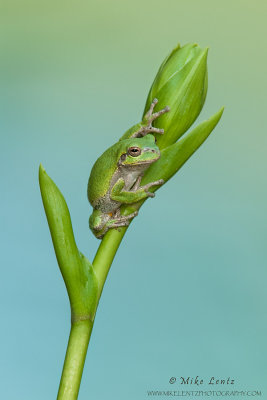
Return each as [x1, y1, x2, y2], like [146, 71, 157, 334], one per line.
[149, 127, 165, 135]
[145, 98, 170, 124]
[144, 97, 158, 120]
[108, 221, 130, 229]
[132, 99, 170, 138]
[142, 179, 164, 198]
[108, 211, 138, 229]
[108, 210, 138, 225]
[155, 179, 164, 186]
[142, 179, 164, 191]
[118, 211, 138, 221]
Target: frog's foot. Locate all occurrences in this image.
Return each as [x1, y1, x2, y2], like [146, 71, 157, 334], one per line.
[91, 210, 138, 239]
[133, 99, 170, 138]
[107, 211, 138, 228]
[108, 221, 131, 229]
[140, 179, 164, 197]
[145, 98, 170, 123]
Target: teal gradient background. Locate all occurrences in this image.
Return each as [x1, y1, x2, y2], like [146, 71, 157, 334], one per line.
[1, 1, 267, 398]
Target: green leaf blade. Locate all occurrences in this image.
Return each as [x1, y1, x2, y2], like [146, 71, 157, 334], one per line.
[39, 164, 98, 321]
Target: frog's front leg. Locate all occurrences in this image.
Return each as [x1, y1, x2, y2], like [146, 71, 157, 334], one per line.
[131, 174, 143, 191]
[131, 98, 170, 138]
[111, 177, 164, 203]
[138, 179, 165, 197]
[131, 174, 164, 193]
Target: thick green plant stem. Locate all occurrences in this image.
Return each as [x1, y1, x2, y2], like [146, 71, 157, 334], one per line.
[57, 320, 93, 400]
[57, 227, 130, 400]
[93, 227, 127, 293]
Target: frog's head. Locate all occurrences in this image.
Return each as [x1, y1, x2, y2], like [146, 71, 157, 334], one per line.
[119, 134, 160, 167]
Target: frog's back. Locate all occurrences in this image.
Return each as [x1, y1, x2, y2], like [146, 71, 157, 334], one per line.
[87, 143, 120, 207]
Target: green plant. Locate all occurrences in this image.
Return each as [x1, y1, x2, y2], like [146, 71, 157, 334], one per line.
[39, 42, 223, 400]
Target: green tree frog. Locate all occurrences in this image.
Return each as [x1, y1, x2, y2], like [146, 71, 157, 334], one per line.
[87, 99, 170, 238]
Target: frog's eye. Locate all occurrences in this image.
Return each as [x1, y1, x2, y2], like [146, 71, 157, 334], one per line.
[128, 147, 141, 157]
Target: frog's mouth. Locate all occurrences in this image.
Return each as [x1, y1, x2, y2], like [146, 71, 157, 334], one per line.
[129, 157, 160, 166]
[119, 154, 160, 167]
[119, 150, 160, 166]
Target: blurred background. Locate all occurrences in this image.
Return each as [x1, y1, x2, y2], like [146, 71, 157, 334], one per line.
[1, 0, 267, 398]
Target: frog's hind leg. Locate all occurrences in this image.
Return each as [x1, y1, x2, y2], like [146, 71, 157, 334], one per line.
[108, 221, 130, 229]
[107, 210, 138, 228]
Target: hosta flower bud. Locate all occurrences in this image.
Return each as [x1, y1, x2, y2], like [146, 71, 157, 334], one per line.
[143, 43, 208, 149]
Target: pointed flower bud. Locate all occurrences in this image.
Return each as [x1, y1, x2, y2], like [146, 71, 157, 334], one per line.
[143, 43, 208, 149]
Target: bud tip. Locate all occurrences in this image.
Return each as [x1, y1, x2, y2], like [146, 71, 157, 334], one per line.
[39, 163, 46, 173]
